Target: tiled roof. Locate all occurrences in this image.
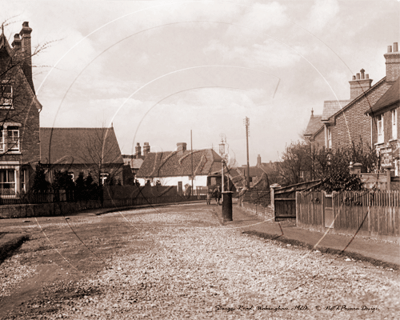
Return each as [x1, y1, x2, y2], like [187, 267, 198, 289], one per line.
[304, 114, 323, 136]
[322, 100, 350, 121]
[367, 77, 400, 114]
[238, 166, 265, 178]
[40, 127, 123, 165]
[136, 148, 222, 178]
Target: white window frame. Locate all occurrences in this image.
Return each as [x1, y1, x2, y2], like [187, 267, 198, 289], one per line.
[0, 84, 13, 108]
[7, 128, 20, 152]
[392, 109, 397, 140]
[327, 127, 332, 149]
[377, 114, 384, 144]
[0, 129, 4, 153]
[0, 169, 16, 196]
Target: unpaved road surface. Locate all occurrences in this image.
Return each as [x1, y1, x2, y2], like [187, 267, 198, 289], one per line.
[1, 203, 399, 319]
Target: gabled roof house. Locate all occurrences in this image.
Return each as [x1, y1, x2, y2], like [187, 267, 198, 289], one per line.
[0, 22, 42, 197]
[40, 127, 124, 185]
[136, 142, 223, 189]
[305, 42, 400, 152]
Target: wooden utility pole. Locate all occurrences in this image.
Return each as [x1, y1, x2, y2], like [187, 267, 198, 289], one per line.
[191, 130, 193, 196]
[244, 117, 250, 188]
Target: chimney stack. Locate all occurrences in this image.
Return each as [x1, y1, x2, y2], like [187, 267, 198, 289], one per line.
[135, 142, 142, 159]
[19, 22, 34, 92]
[349, 68, 373, 100]
[143, 142, 150, 156]
[177, 142, 187, 155]
[384, 42, 400, 82]
[257, 154, 261, 166]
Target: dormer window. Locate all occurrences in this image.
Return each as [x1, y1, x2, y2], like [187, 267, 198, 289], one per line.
[0, 84, 13, 108]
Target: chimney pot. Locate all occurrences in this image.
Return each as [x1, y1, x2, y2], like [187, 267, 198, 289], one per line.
[356, 73, 360, 80]
[366, 74, 369, 79]
[352, 75, 356, 80]
[394, 42, 399, 52]
[388, 45, 393, 53]
[360, 69, 365, 79]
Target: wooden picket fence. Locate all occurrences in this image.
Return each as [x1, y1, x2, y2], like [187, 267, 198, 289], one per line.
[296, 190, 400, 237]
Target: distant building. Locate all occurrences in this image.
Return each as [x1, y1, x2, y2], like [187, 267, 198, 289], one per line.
[233, 155, 270, 188]
[136, 142, 223, 190]
[40, 127, 124, 185]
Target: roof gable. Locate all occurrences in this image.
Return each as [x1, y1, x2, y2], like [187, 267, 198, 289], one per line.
[367, 77, 400, 114]
[304, 114, 323, 136]
[322, 100, 350, 121]
[327, 77, 388, 121]
[40, 127, 123, 165]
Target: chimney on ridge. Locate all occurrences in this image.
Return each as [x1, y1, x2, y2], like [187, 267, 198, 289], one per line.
[384, 42, 400, 82]
[135, 142, 142, 159]
[257, 154, 261, 166]
[349, 68, 373, 100]
[143, 142, 150, 156]
[177, 142, 187, 155]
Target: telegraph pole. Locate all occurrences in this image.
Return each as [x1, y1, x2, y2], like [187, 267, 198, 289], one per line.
[244, 117, 250, 188]
[191, 130, 193, 196]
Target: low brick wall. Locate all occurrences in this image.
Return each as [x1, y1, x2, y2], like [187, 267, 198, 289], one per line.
[0, 200, 102, 219]
[238, 201, 274, 220]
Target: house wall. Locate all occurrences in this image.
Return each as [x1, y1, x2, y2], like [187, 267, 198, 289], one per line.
[331, 81, 392, 149]
[137, 175, 208, 190]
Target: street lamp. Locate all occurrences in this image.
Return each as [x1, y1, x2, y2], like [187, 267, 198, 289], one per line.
[219, 138, 226, 192]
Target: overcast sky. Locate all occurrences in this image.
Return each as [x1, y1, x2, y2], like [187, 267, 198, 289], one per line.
[2, 0, 399, 166]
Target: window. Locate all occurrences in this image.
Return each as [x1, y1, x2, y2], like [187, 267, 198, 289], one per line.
[0, 129, 3, 153]
[327, 127, 332, 148]
[21, 170, 26, 193]
[0, 169, 16, 195]
[392, 109, 397, 140]
[377, 114, 384, 143]
[0, 84, 13, 108]
[7, 127, 20, 152]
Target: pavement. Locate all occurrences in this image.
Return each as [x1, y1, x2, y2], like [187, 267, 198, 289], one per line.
[223, 204, 400, 270]
[1, 201, 399, 270]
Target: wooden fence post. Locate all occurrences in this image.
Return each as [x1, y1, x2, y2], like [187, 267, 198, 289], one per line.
[296, 192, 300, 226]
[270, 186, 275, 217]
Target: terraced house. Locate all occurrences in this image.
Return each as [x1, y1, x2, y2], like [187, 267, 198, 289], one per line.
[0, 22, 42, 197]
[305, 42, 400, 171]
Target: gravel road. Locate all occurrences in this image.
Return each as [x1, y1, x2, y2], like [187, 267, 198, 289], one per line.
[1, 204, 399, 319]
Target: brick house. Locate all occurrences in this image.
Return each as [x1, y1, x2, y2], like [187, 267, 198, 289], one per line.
[40, 127, 124, 185]
[136, 142, 223, 191]
[304, 42, 399, 152]
[366, 76, 400, 175]
[0, 22, 42, 197]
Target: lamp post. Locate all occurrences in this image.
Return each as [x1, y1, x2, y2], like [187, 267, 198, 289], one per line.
[219, 137, 233, 222]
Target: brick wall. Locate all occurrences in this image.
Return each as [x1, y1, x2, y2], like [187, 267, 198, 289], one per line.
[332, 80, 392, 149]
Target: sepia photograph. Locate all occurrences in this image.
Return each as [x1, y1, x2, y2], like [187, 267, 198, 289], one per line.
[0, 0, 399, 318]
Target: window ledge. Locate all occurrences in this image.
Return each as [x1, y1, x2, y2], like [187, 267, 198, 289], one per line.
[389, 139, 398, 142]
[375, 142, 385, 146]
